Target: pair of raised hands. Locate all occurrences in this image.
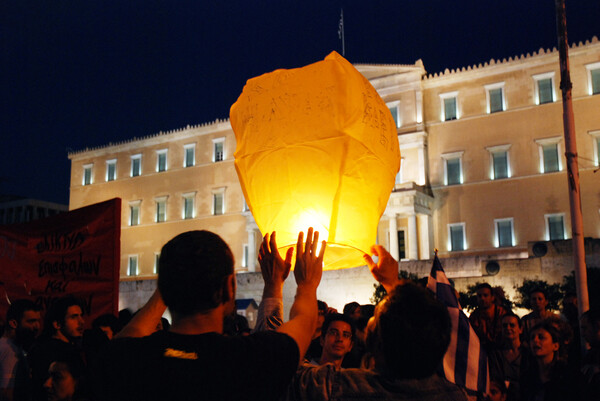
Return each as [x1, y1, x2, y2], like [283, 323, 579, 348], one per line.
[258, 228, 325, 293]
[258, 229, 400, 294]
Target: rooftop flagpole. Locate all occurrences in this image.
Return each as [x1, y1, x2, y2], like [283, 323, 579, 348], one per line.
[555, 0, 589, 340]
[338, 8, 345, 57]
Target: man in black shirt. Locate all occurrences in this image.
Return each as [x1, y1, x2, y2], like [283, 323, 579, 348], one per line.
[97, 228, 325, 401]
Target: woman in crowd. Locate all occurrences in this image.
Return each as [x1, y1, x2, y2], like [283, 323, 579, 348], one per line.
[519, 321, 580, 401]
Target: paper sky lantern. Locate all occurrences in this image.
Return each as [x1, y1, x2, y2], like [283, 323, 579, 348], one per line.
[230, 51, 400, 270]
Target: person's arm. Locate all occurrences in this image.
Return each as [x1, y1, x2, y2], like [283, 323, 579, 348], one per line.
[363, 245, 401, 294]
[114, 289, 166, 339]
[254, 232, 293, 332]
[274, 228, 325, 361]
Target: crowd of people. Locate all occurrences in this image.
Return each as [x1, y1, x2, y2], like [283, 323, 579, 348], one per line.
[0, 229, 598, 400]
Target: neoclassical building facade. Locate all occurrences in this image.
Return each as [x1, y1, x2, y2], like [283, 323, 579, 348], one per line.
[69, 37, 600, 310]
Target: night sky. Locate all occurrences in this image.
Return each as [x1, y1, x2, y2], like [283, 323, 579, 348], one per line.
[2, 1, 599, 205]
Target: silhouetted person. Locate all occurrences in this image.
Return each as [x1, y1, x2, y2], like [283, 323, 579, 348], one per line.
[0, 299, 41, 401]
[95, 229, 325, 401]
[28, 296, 86, 401]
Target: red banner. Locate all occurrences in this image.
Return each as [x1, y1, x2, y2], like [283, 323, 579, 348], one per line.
[0, 198, 121, 328]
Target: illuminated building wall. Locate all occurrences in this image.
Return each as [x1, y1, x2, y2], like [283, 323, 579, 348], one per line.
[69, 37, 600, 312]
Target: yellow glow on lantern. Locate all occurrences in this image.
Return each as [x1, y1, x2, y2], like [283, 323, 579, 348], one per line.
[230, 51, 400, 270]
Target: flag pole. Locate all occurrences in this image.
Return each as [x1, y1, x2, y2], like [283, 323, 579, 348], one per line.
[338, 8, 345, 57]
[554, 0, 589, 328]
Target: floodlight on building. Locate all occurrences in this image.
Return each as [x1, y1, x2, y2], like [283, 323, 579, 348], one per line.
[230, 51, 400, 270]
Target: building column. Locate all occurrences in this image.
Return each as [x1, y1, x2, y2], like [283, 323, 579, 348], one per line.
[388, 215, 399, 261]
[247, 228, 257, 272]
[417, 145, 426, 186]
[418, 214, 432, 260]
[408, 214, 418, 260]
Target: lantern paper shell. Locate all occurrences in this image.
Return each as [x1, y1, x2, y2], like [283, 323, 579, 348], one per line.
[230, 51, 400, 270]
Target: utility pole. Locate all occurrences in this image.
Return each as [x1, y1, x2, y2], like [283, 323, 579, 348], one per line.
[554, 0, 589, 325]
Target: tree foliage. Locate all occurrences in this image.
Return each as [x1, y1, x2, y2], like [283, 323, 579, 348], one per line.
[513, 280, 562, 310]
[561, 268, 600, 310]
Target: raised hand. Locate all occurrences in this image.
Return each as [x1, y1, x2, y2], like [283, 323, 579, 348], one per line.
[294, 227, 326, 291]
[363, 245, 400, 293]
[258, 232, 293, 298]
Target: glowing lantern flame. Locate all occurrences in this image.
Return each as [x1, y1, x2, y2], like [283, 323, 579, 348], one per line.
[230, 51, 400, 270]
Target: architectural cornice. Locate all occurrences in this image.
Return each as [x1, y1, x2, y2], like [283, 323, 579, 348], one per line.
[68, 118, 232, 158]
[423, 36, 599, 85]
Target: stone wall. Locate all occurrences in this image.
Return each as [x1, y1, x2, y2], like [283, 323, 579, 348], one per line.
[118, 238, 599, 322]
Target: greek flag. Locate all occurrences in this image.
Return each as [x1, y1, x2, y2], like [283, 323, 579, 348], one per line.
[427, 255, 489, 394]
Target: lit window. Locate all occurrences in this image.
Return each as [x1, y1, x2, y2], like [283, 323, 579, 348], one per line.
[184, 144, 195, 167]
[213, 138, 225, 162]
[545, 213, 565, 240]
[128, 255, 138, 276]
[535, 137, 562, 174]
[83, 164, 93, 185]
[182, 192, 196, 219]
[485, 82, 505, 113]
[129, 201, 140, 226]
[442, 151, 464, 186]
[212, 188, 225, 215]
[155, 197, 167, 222]
[131, 154, 142, 177]
[533, 72, 555, 105]
[156, 149, 168, 172]
[486, 144, 511, 180]
[387, 101, 401, 128]
[495, 218, 514, 247]
[448, 223, 466, 251]
[440, 92, 458, 121]
[586, 62, 600, 95]
[106, 159, 117, 182]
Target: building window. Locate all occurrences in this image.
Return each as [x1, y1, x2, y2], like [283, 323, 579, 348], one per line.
[213, 138, 225, 162]
[184, 144, 195, 167]
[440, 92, 458, 121]
[442, 151, 464, 186]
[533, 72, 555, 105]
[495, 218, 514, 247]
[545, 213, 566, 241]
[242, 244, 249, 268]
[156, 149, 168, 172]
[397, 230, 406, 259]
[127, 255, 138, 276]
[154, 253, 160, 274]
[486, 144, 511, 180]
[82, 164, 93, 185]
[131, 154, 142, 177]
[448, 223, 466, 252]
[485, 82, 505, 113]
[212, 188, 225, 215]
[182, 192, 195, 219]
[387, 101, 401, 128]
[155, 197, 167, 222]
[242, 198, 250, 212]
[535, 137, 562, 173]
[106, 159, 116, 182]
[129, 201, 140, 226]
[586, 62, 600, 95]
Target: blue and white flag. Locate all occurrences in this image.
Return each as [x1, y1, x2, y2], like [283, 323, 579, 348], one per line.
[427, 254, 489, 394]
